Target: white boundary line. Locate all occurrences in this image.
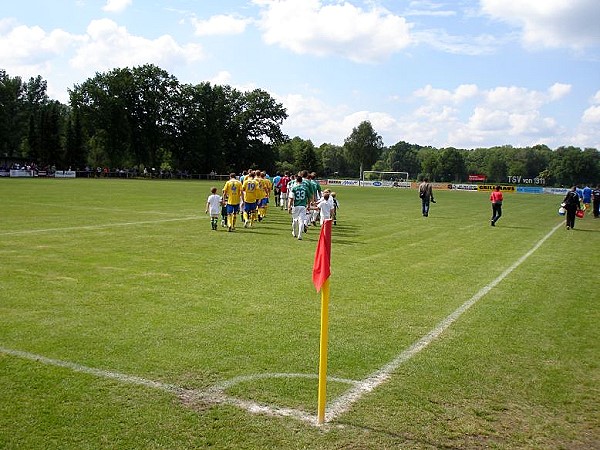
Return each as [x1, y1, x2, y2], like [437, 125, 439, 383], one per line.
[0, 347, 188, 395]
[0, 216, 200, 236]
[0, 222, 563, 426]
[0, 346, 342, 424]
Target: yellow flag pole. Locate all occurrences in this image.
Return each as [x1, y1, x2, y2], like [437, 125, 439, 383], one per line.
[317, 277, 330, 425]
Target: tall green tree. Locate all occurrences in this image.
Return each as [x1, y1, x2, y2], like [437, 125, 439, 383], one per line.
[319, 143, 347, 177]
[0, 71, 27, 159]
[38, 101, 68, 167]
[128, 65, 179, 169]
[484, 147, 508, 183]
[64, 109, 85, 169]
[383, 141, 423, 178]
[343, 121, 383, 176]
[549, 146, 600, 186]
[438, 147, 467, 182]
[172, 82, 230, 173]
[275, 137, 320, 174]
[230, 88, 287, 172]
[70, 69, 132, 167]
[464, 147, 488, 177]
[23, 76, 54, 164]
[418, 147, 440, 180]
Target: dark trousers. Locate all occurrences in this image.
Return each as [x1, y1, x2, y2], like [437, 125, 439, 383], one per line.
[421, 198, 430, 216]
[565, 207, 576, 228]
[594, 198, 599, 218]
[491, 203, 502, 223]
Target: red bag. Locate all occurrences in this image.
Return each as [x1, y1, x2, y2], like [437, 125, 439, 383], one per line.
[575, 209, 584, 218]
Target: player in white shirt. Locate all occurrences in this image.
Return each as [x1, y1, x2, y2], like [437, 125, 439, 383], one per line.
[310, 189, 334, 225]
[205, 187, 223, 231]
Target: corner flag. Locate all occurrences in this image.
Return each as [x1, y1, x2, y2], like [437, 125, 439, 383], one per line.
[312, 219, 332, 292]
[313, 219, 333, 425]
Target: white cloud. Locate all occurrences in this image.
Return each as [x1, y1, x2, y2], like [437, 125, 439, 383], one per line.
[480, 0, 600, 50]
[414, 105, 459, 122]
[484, 86, 546, 110]
[0, 22, 85, 100]
[102, 0, 132, 13]
[278, 81, 582, 148]
[253, 0, 412, 62]
[467, 107, 510, 131]
[278, 93, 397, 143]
[209, 70, 232, 85]
[70, 19, 204, 73]
[412, 29, 500, 55]
[0, 24, 82, 65]
[548, 82, 572, 101]
[342, 111, 398, 134]
[414, 84, 479, 104]
[192, 15, 250, 37]
[386, 82, 574, 148]
[582, 105, 600, 124]
[483, 84, 571, 111]
[279, 93, 348, 141]
[405, 1, 456, 17]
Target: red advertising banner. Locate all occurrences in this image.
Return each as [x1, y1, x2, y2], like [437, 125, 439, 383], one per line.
[468, 174, 486, 182]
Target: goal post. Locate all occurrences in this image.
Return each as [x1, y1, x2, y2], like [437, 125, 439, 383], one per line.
[361, 171, 409, 182]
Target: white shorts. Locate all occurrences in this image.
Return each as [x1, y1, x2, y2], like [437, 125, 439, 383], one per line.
[292, 205, 306, 221]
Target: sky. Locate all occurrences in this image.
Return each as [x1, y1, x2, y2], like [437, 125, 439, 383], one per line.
[1, 0, 599, 150]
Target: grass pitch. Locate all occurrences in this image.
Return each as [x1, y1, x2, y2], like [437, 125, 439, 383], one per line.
[1, 178, 598, 449]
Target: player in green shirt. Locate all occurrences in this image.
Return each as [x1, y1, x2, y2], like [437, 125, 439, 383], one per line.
[288, 175, 310, 240]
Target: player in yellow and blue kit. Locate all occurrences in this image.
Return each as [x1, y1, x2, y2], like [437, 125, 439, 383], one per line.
[222, 173, 242, 232]
[242, 171, 259, 227]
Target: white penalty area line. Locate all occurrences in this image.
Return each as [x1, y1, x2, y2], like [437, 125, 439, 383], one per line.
[0, 347, 189, 395]
[0, 346, 355, 425]
[324, 221, 564, 423]
[0, 216, 200, 236]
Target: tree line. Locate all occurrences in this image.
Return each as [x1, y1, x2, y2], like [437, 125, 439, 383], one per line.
[1, 65, 598, 185]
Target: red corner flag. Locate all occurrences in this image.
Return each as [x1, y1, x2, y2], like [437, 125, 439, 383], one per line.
[312, 219, 332, 292]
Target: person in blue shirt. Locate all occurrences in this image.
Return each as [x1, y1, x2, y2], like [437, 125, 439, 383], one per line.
[272, 172, 282, 207]
[582, 185, 592, 211]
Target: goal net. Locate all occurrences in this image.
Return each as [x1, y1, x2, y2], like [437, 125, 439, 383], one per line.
[362, 171, 409, 182]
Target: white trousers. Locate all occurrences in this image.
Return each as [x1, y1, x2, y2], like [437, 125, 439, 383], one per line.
[291, 206, 306, 238]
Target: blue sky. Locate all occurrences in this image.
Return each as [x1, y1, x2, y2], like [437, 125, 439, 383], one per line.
[1, 0, 599, 149]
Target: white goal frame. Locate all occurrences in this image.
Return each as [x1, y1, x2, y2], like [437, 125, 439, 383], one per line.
[361, 171, 409, 182]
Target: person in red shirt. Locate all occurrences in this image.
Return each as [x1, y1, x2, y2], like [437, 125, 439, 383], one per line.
[279, 171, 291, 210]
[490, 185, 504, 226]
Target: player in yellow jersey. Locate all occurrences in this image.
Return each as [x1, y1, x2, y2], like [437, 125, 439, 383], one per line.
[222, 173, 242, 232]
[255, 173, 266, 221]
[241, 170, 259, 227]
[257, 171, 272, 221]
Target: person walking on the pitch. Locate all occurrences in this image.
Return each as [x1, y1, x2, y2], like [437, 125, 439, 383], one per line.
[562, 185, 581, 230]
[331, 191, 339, 225]
[241, 170, 259, 227]
[582, 185, 592, 212]
[205, 187, 222, 231]
[490, 185, 503, 226]
[279, 171, 291, 210]
[592, 185, 600, 218]
[222, 173, 242, 232]
[288, 175, 310, 240]
[310, 189, 334, 226]
[272, 172, 281, 208]
[418, 178, 435, 217]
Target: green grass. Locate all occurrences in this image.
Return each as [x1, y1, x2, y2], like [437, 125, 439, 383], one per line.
[1, 178, 598, 449]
